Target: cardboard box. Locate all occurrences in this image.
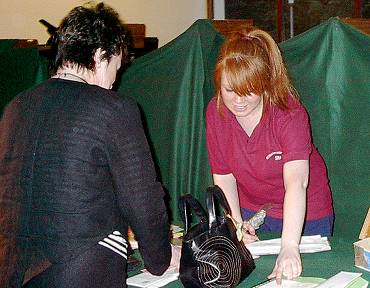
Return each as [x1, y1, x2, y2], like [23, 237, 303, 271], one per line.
[354, 238, 370, 272]
[359, 207, 370, 239]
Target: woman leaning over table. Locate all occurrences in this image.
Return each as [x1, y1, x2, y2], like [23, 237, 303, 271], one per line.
[205, 28, 334, 284]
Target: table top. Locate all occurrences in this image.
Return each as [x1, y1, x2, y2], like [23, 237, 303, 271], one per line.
[128, 234, 369, 287]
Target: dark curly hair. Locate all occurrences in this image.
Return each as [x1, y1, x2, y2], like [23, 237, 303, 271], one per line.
[51, 2, 128, 74]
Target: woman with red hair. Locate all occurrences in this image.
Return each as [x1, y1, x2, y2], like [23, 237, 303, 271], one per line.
[206, 28, 333, 284]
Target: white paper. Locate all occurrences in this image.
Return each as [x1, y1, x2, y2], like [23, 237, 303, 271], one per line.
[255, 279, 318, 288]
[127, 267, 179, 288]
[315, 271, 362, 288]
[247, 235, 331, 256]
[254, 272, 365, 288]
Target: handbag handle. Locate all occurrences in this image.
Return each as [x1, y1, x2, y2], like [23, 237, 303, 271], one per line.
[206, 185, 232, 230]
[178, 194, 208, 234]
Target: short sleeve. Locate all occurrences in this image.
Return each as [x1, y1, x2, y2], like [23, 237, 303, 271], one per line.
[205, 99, 231, 174]
[278, 107, 313, 163]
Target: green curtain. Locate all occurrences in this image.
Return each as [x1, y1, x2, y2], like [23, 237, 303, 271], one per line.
[281, 18, 370, 239]
[119, 18, 370, 235]
[0, 47, 48, 115]
[0, 39, 17, 52]
[119, 20, 224, 223]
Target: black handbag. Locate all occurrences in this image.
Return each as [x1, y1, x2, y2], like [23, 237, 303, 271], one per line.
[178, 185, 255, 288]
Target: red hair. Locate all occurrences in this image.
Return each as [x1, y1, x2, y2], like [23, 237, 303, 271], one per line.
[214, 28, 298, 115]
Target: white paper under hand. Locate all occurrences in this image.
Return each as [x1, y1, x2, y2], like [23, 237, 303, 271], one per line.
[255, 279, 318, 288]
[126, 266, 179, 288]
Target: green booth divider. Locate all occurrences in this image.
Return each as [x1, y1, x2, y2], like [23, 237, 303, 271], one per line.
[280, 18, 370, 240]
[119, 19, 224, 222]
[0, 39, 17, 52]
[0, 47, 48, 115]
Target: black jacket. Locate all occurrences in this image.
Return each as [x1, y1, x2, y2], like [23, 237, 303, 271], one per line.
[0, 79, 171, 285]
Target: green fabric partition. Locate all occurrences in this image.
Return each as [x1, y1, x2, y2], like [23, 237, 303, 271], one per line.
[119, 20, 224, 223]
[0, 47, 48, 115]
[280, 18, 370, 240]
[0, 39, 17, 52]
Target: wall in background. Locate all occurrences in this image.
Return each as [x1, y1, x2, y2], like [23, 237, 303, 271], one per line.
[0, 0, 207, 47]
[225, 0, 358, 41]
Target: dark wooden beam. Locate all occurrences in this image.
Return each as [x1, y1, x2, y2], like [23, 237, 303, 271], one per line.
[207, 0, 214, 19]
[277, 0, 283, 42]
[354, 0, 361, 18]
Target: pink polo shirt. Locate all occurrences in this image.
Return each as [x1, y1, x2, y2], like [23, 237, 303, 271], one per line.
[206, 97, 333, 220]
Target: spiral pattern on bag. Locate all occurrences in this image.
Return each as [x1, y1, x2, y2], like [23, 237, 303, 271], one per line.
[195, 236, 241, 288]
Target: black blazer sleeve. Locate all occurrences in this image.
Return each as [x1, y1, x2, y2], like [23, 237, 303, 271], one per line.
[106, 96, 171, 275]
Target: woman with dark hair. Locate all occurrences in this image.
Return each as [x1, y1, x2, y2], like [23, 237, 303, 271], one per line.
[0, 3, 178, 287]
[206, 28, 333, 284]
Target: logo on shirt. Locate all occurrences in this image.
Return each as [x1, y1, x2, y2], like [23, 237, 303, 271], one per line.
[265, 151, 283, 161]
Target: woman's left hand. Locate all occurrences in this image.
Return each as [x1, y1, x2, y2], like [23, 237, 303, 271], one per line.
[169, 244, 181, 271]
[242, 220, 259, 245]
[267, 244, 302, 285]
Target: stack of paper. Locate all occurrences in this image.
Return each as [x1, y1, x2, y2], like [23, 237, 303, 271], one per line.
[127, 266, 179, 288]
[247, 235, 331, 256]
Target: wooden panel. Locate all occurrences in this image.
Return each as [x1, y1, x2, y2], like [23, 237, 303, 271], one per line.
[341, 18, 370, 35]
[14, 39, 39, 48]
[212, 19, 254, 38]
[126, 24, 145, 49]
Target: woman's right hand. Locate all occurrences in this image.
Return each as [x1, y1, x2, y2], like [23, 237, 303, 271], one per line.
[268, 243, 302, 285]
[242, 220, 259, 245]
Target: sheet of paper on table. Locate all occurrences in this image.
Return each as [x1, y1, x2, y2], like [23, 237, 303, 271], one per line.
[254, 272, 368, 288]
[254, 279, 318, 288]
[127, 266, 179, 288]
[247, 235, 331, 256]
[315, 272, 364, 288]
